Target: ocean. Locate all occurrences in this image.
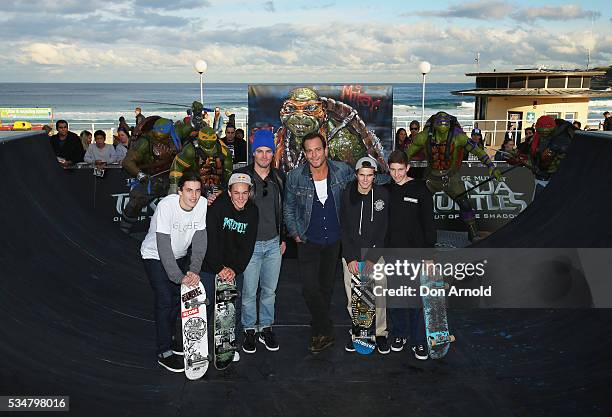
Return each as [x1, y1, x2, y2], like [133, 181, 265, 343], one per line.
[0, 83, 610, 129]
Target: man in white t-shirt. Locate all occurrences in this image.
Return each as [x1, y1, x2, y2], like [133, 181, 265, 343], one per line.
[141, 171, 208, 373]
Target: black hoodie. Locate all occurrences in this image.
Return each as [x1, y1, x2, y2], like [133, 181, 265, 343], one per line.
[340, 180, 389, 263]
[202, 192, 259, 275]
[385, 179, 436, 248]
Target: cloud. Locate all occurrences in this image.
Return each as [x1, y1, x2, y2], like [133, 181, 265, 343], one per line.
[0, 0, 120, 14]
[263, 1, 275, 12]
[1, 6, 611, 82]
[515, 5, 601, 22]
[134, 0, 211, 10]
[300, 2, 335, 10]
[412, 1, 513, 20]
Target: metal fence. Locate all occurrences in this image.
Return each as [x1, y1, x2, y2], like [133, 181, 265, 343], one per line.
[65, 116, 605, 148]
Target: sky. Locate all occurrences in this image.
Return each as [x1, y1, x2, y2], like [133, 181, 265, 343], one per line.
[0, 0, 610, 83]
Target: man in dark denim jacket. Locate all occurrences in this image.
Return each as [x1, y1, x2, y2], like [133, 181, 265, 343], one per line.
[284, 132, 357, 353]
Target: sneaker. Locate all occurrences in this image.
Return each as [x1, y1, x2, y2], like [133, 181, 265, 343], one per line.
[171, 339, 184, 356]
[412, 344, 429, 360]
[390, 337, 406, 352]
[345, 334, 356, 352]
[258, 327, 280, 351]
[242, 329, 257, 354]
[376, 336, 390, 355]
[312, 335, 335, 353]
[157, 354, 184, 373]
[308, 336, 319, 352]
[233, 351, 240, 362]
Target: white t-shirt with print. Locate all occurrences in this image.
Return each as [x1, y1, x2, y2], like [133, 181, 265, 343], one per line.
[140, 194, 207, 260]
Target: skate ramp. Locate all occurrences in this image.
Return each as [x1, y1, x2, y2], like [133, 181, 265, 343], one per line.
[473, 130, 612, 247]
[0, 132, 610, 417]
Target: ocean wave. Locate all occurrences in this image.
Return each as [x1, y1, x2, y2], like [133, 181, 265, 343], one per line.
[459, 101, 475, 108]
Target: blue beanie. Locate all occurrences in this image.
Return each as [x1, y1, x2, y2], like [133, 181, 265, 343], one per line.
[252, 129, 275, 153]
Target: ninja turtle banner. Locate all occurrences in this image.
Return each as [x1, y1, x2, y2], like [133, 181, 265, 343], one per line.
[248, 84, 393, 172]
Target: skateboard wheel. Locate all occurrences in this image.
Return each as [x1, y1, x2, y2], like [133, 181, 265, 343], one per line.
[204, 298, 210, 306]
[449, 335, 456, 343]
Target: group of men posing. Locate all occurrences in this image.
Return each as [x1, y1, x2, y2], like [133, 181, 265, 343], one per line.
[143, 130, 435, 373]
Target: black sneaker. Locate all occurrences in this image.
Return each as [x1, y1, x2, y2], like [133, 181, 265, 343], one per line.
[171, 339, 184, 356]
[308, 336, 319, 352]
[345, 333, 356, 352]
[312, 335, 335, 353]
[376, 336, 390, 354]
[390, 337, 406, 352]
[258, 327, 279, 351]
[412, 344, 429, 360]
[157, 354, 184, 373]
[242, 329, 257, 354]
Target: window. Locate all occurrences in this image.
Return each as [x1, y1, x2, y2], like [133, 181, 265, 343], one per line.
[582, 78, 591, 88]
[476, 77, 497, 88]
[509, 77, 526, 88]
[546, 112, 561, 119]
[547, 77, 566, 88]
[496, 77, 508, 88]
[527, 76, 546, 88]
[567, 77, 582, 88]
[564, 113, 577, 121]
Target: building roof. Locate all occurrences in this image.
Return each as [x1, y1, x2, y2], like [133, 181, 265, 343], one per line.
[452, 88, 612, 97]
[466, 70, 606, 77]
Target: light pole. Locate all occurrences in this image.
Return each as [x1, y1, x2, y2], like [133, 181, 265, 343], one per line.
[419, 61, 431, 127]
[194, 59, 207, 104]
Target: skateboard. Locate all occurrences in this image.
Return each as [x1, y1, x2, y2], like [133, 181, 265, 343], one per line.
[350, 261, 376, 355]
[180, 282, 210, 379]
[419, 270, 455, 359]
[213, 274, 239, 370]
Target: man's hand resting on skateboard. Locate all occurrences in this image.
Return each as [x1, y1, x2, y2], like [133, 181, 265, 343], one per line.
[182, 271, 201, 287]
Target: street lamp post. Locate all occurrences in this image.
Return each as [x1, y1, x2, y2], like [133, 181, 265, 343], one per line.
[194, 60, 208, 104]
[419, 61, 431, 127]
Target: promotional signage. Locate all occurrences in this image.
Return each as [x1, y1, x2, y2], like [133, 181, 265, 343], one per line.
[66, 162, 533, 236]
[248, 84, 393, 170]
[433, 163, 534, 232]
[0, 108, 53, 120]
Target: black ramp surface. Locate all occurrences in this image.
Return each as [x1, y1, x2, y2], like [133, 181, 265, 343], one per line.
[473, 130, 612, 247]
[0, 133, 611, 417]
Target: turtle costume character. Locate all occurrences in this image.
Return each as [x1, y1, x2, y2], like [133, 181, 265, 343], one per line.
[168, 126, 233, 196]
[119, 115, 195, 234]
[406, 112, 502, 241]
[507, 115, 573, 198]
[273, 87, 387, 172]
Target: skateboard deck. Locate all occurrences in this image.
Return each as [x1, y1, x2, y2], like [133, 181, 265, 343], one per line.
[419, 270, 455, 359]
[350, 261, 376, 355]
[180, 282, 210, 379]
[213, 274, 239, 370]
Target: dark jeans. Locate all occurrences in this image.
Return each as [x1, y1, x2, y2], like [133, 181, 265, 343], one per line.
[201, 271, 243, 336]
[388, 308, 426, 346]
[297, 240, 341, 337]
[143, 256, 189, 356]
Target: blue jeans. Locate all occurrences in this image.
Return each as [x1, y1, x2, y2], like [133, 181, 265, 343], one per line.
[388, 308, 426, 346]
[143, 257, 189, 356]
[241, 236, 282, 331]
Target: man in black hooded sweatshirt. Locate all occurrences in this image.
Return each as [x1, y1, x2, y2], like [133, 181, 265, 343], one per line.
[340, 156, 390, 355]
[384, 150, 436, 360]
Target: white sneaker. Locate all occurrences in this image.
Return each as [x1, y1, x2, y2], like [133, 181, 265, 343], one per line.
[233, 351, 240, 362]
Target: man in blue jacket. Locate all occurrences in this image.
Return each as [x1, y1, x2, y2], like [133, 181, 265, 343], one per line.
[284, 132, 356, 353]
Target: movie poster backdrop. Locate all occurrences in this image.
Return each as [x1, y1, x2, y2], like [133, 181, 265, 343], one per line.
[248, 85, 393, 171]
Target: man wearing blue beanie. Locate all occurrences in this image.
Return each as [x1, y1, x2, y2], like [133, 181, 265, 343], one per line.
[233, 129, 286, 353]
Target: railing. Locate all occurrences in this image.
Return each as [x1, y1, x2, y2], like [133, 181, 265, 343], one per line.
[393, 116, 605, 149]
[63, 117, 605, 147]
